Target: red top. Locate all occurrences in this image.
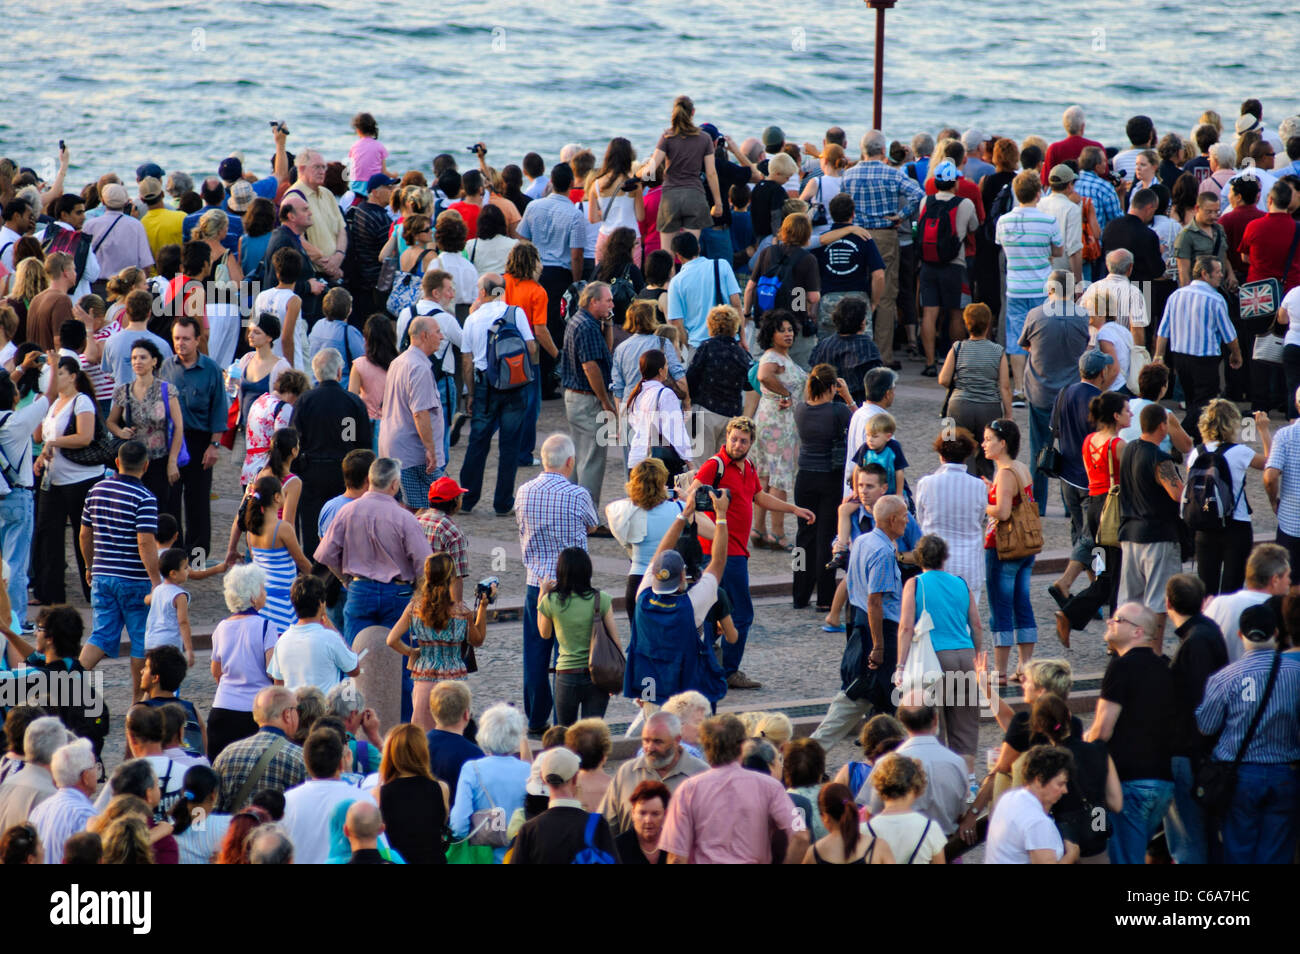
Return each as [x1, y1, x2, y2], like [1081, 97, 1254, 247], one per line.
[1043, 136, 1105, 178]
[1083, 434, 1122, 497]
[697, 452, 762, 558]
[1221, 205, 1266, 277]
[984, 473, 1035, 549]
[1240, 212, 1300, 291]
[448, 201, 482, 239]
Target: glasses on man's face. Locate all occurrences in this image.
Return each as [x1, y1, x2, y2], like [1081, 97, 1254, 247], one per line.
[1108, 615, 1136, 628]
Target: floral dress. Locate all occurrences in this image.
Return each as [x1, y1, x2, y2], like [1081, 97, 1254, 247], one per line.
[112, 378, 168, 460]
[409, 615, 468, 681]
[241, 391, 294, 487]
[751, 349, 806, 494]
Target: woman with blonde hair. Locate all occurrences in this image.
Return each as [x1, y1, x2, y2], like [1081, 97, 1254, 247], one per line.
[101, 815, 155, 865]
[609, 458, 684, 632]
[194, 208, 244, 368]
[387, 552, 491, 729]
[376, 723, 448, 864]
[104, 266, 147, 329]
[567, 719, 614, 812]
[4, 255, 48, 341]
[1187, 399, 1271, 595]
[685, 303, 752, 456]
[638, 95, 724, 251]
[0, 303, 18, 370]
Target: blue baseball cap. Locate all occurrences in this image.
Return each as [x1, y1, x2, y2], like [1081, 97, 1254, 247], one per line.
[700, 123, 722, 144]
[365, 173, 400, 191]
[649, 550, 686, 594]
[932, 159, 960, 183]
[136, 162, 165, 182]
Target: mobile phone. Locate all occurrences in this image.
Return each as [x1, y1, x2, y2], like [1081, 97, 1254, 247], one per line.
[58, 140, 65, 151]
[34, 354, 47, 366]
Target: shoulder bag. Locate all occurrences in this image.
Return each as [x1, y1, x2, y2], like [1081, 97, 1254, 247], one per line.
[1242, 222, 1300, 361]
[1193, 650, 1281, 816]
[61, 398, 124, 467]
[588, 596, 626, 694]
[994, 471, 1043, 561]
[939, 341, 962, 419]
[466, 763, 510, 848]
[1095, 438, 1122, 548]
[898, 575, 944, 698]
[1036, 388, 1066, 479]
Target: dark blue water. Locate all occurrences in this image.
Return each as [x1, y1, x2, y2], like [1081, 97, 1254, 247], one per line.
[2, 0, 1295, 182]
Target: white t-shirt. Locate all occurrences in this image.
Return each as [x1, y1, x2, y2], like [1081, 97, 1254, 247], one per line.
[984, 787, 1064, 864]
[437, 252, 480, 306]
[636, 569, 720, 629]
[93, 754, 186, 813]
[1205, 589, 1271, 663]
[1282, 287, 1300, 348]
[461, 302, 534, 371]
[43, 393, 105, 485]
[397, 301, 462, 376]
[0, 396, 47, 490]
[266, 621, 359, 693]
[465, 235, 518, 277]
[865, 811, 947, 865]
[1185, 441, 1256, 523]
[1094, 321, 1133, 392]
[282, 778, 363, 864]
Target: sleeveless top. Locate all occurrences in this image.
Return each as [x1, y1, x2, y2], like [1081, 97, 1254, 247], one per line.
[248, 519, 297, 631]
[408, 615, 469, 681]
[949, 338, 1005, 406]
[594, 188, 638, 234]
[378, 775, 447, 865]
[1083, 434, 1121, 497]
[913, 571, 974, 652]
[811, 838, 872, 864]
[984, 471, 1034, 549]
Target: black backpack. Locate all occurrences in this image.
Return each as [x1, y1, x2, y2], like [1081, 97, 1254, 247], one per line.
[609, 263, 636, 314]
[1183, 443, 1243, 532]
[982, 181, 1014, 244]
[561, 280, 588, 321]
[919, 197, 963, 264]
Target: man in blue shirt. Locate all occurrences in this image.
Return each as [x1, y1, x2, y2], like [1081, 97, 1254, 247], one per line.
[666, 232, 742, 348]
[182, 177, 242, 251]
[561, 283, 616, 515]
[811, 495, 908, 747]
[425, 681, 484, 810]
[308, 287, 366, 380]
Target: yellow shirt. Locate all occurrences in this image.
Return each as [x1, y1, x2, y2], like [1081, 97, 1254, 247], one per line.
[284, 182, 346, 259]
[140, 208, 186, 264]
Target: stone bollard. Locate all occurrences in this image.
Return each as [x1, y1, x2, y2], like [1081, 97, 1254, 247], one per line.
[351, 625, 402, 730]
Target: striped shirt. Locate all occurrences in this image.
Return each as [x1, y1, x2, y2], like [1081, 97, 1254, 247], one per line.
[80, 473, 158, 580]
[517, 193, 586, 268]
[1266, 421, 1300, 535]
[950, 338, 1005, 405]
[176, 811, 232, 864]
[996, 207, 1063, 298]
[29, 786, 97, 864]
[915, 463, 988, 594]
[1078, 274, 1148, 329]
[1155, 280, 1236, 356]
[840, 160, 925, 230]
[1197, 651, 1300, 762]
[515, 471, 598, 587]
[1072, 172, 1122, 233]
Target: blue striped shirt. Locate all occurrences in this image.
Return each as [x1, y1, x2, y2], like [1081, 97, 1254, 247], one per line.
[80, 473, 158, 580]
[1197, 650, 1300, 762]
[1072, 171, 1123, 232]
[517, 193, 586, 268]
[840, 161, 924, 230]
[29, 787, 96, 864]
[1265, 421, 1300, 535]
[1156, 280, 1236, 356]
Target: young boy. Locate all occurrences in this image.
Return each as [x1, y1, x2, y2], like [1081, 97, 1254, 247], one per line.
[729, 183, 756, 275]
[144, 548, 193, 667]
[155, 515, 224, 581]
[140, 645, 208, 760]
[851, 412, 908, 496]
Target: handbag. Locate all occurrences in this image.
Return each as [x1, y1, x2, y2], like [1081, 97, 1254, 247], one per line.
[61, 400, 123, 467]
[1127, 344, 1151, 384]
[809, 177, 828, 228]
[1035, 388, 1066, 478]
[939, 341, 961, 419]
[386, 248, 435, 317]
[466, 764, 510, 848]
[587, 599, 626, 694]
[994, 473, 1043, 560]
[898, 576, 944, 698]
[127, 380, 190, 467]
[1095, 438, 1122, 548]
[375, 252, 399, 296]
[1252, 322, 1287, 365]
[1239, 222, 1300, 324]
[1193, 650, 1281, 816]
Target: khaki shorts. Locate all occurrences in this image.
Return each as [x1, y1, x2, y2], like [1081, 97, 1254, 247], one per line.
[657, 186, 713, 233]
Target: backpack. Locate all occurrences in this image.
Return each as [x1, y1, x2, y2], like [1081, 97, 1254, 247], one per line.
[142, 696, 203, 758]
[485, 306, 534, 391]
[755, 245, 807, 313]
[609, 263, 636, 314]
[561, 280, 588, 321]
[1182, 443, 1243, 532]
[386, 248, 434, 318]
[982, 181, 1014, 244]
[919, 196, 963, 264]
[42, 227, 90, 282]
[0, 411, 27, 496]
[571, 812, 617, 864]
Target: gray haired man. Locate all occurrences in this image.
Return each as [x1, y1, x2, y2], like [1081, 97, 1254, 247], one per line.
[560, 281, 616, 522]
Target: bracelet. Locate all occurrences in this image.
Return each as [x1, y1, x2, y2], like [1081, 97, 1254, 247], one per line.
[674, 514, 686, 522]
[715, 519, 728, 525]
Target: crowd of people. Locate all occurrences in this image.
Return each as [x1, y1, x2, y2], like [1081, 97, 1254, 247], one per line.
[0, 93, 1299, 864]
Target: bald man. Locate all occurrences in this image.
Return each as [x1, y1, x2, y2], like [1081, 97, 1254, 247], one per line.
[345, 800, 391, 864]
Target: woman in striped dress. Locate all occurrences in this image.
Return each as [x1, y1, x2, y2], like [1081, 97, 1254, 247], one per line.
[243, 475, 311, 632]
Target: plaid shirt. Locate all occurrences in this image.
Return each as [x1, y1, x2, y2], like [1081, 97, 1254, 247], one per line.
[1073, 171, 1122, 233]
[515, 471, 598, 586]
[213, 727, 307, 813]
[840, 160, 924, 229]
[561, 309, 612, 393]
[809, 333, 883, 402]
[685, 336, 753, 418]
[418, 509, 470, 578]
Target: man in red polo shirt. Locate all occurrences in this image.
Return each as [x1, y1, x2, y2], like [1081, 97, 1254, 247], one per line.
[688, 416, 814, 690]
[1240, 180, 1300, 292]
[1043, 105, 1104, 176]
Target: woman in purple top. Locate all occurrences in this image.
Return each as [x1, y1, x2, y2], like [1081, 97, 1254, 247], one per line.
[207, 563, 279, 760]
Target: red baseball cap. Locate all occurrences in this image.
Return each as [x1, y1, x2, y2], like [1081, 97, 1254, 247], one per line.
[428, 476, 469, 504]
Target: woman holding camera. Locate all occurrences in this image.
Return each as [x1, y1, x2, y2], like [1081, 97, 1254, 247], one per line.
[587, 138, 646, 267]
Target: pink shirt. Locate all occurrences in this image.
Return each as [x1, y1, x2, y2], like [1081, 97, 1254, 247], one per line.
[658, 762, 795, 863]
[350, 355, 387, 420]
[349, 137, 388, 182]
[313, 490, 431, 583]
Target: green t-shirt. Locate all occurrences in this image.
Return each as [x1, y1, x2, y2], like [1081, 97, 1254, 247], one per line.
[539, 590, 612, 671]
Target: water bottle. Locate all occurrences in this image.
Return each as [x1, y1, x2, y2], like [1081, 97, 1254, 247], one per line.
[225, 362, 242, 398]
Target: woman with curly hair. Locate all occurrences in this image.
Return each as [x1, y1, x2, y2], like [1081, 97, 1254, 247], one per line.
[750, 309, 806, 550]
[386, 552, 491, 730]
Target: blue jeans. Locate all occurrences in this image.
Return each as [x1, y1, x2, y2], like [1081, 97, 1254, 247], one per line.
[1108, 779, 1174, 864]
[720, 556, 754, 676]
[0, 487, 33, 622]
[88, 575, 153, 658]
[458, 376, 527, 514]
[1221, 762, 1300, 864]
[985, 550, 1036, 646]
[1061, 481, 1093, 564]
[1027, 404, 1053, 515]
[523, 584, 557, 730]
[436, 374, 456, 466]
[1166, 755, 1208, 864]
[518, 367, 540, 466]
[344, 579, 414, 721]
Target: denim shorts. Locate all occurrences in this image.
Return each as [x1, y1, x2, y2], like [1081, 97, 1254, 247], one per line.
[88, 575, 154, 658]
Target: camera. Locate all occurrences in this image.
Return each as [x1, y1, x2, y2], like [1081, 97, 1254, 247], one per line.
[270, 121, 289, 134]
[620, 179, 639, 193]
[467, 143, 485, 156]
[695, 486, 728, 512]
[475, 577, 499, 603]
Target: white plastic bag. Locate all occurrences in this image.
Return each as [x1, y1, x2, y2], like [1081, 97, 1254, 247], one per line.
[898, 579, 944, 699]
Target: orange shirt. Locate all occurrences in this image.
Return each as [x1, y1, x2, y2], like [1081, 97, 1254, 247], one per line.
[505, 275, 548, 328]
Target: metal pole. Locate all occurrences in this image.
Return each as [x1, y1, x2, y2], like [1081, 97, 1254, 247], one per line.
[873, 5, 885, 130]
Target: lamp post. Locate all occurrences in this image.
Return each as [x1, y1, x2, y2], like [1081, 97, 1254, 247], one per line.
[864, 0, 898, 131]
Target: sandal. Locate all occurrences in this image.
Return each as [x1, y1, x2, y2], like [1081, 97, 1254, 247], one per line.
[751, 530, 768, 550]
[759, 532, 780, 550]
[1008, 669, 1025, 684]
[771, 535, 794, 552]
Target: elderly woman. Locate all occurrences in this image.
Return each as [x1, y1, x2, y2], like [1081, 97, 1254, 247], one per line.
[241, 368, 308, 487]
[207, 564, 278, 759]
[807, 297, 882, 405]
[194, 209, 244, 368]
[567, 719, 614, 812]
[896, 535, 984, 772]
[608, 458, 685, 632]
[684, 304, 752, 458]
[984, 745, 1080, 864]
[623, 349, 692, 476]
[1087, 287, 1135, 396]
[915, 427, 987, 606]
[612, 299, 688, 409]
[107, 338, 185, 504]
[450, 702, 531, 863]
[616, 780, 670, 865]
[937, 303, 1011, 479]
[1187, 399, 1271, 596]
[751, 309, 807, 550]
[793, 363, 856, 608]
